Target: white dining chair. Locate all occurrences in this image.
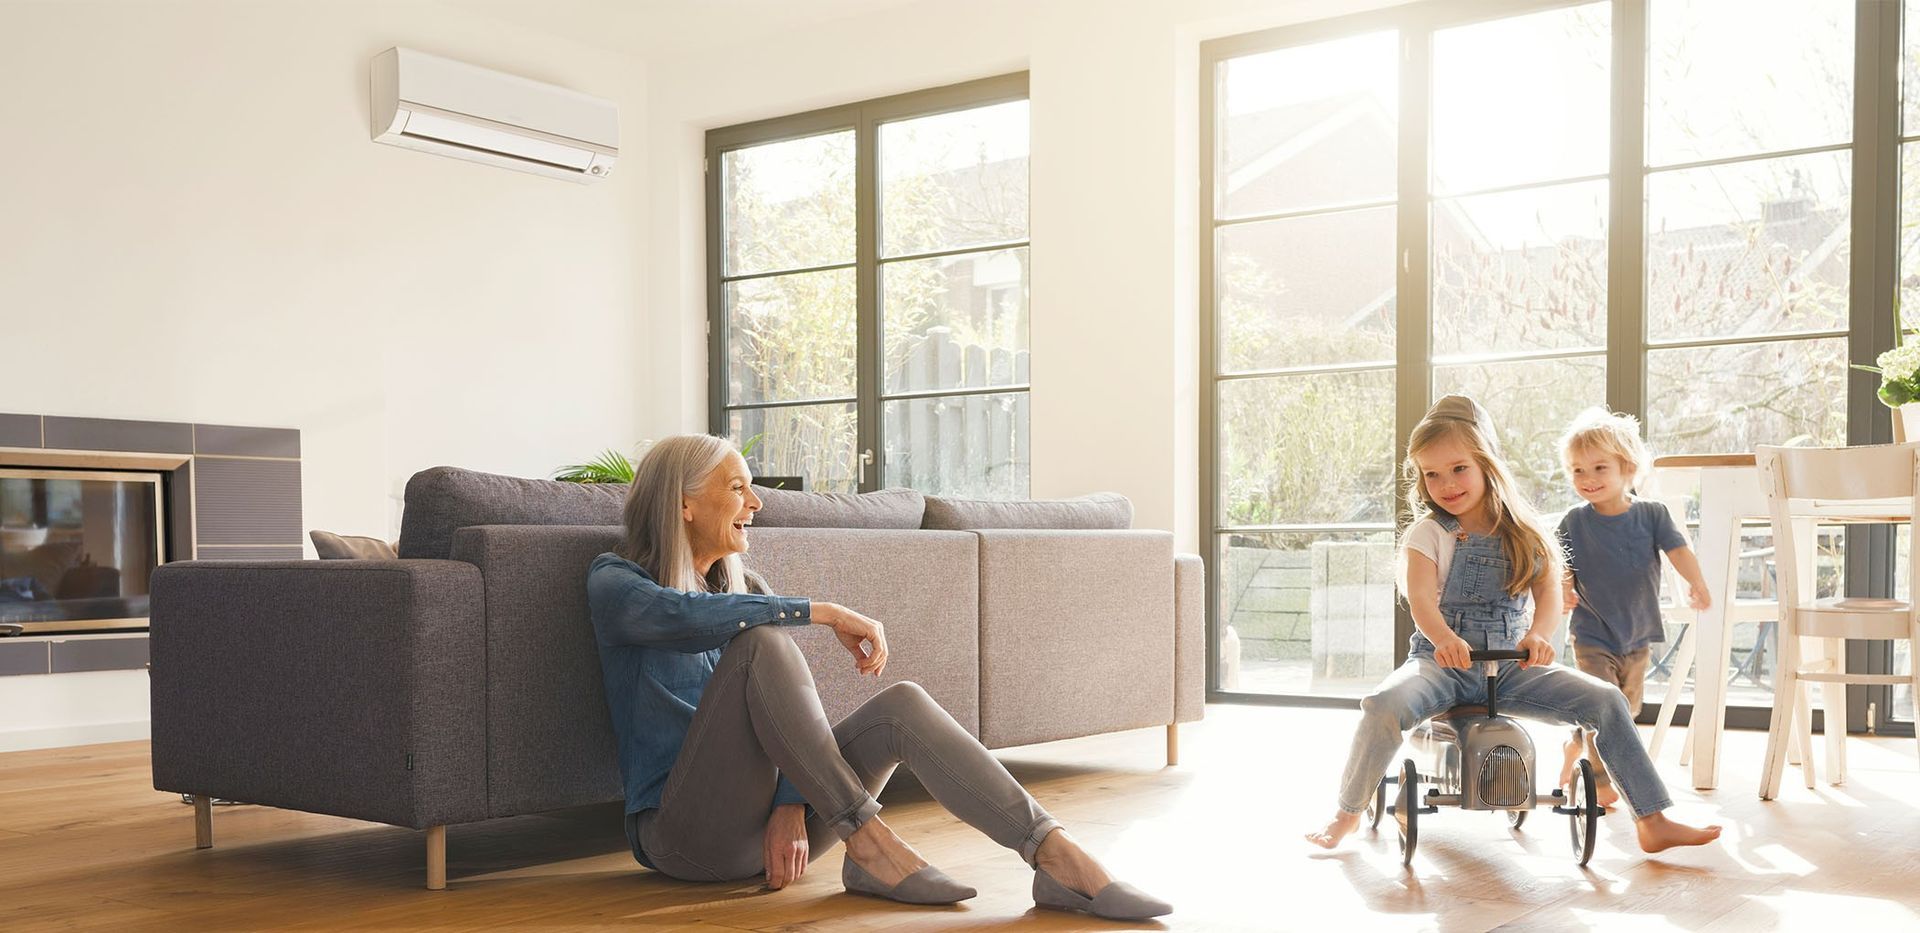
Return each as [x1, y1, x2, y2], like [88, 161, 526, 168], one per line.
[1756, 442, 1920, 801]
[1639, 479, 1798, 767]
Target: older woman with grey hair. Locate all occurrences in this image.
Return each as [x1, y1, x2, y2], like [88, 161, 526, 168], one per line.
[586, 434, 1169, 920]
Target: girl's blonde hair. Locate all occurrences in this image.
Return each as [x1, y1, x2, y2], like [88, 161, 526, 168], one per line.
[1558, 406, 1653, 492]
[615, 434, 748, 595]
[1402, 396, 1559, 597]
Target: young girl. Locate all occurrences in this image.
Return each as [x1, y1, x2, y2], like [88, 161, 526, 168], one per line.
[1556, 408, 1712, 810]
[1305, 395, 1720, 854]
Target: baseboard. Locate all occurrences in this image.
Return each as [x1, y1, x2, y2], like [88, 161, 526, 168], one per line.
[0, 719, 150, 753]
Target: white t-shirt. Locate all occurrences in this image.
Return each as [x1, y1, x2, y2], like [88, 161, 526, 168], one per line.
[1403, 517, 1456, 597]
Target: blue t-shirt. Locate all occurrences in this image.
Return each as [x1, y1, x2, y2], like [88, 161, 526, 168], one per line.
[1557, 499, 1689, 654]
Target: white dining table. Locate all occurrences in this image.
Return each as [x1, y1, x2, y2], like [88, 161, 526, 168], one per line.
[1649, 453, 1913, 790]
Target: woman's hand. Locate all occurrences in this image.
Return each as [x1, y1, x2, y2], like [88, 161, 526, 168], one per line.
[1433, 632, 1473, 669]
[815, 603, 889, 676]
[763, 803, 808, 889]
[1517, 631, 1555, 669]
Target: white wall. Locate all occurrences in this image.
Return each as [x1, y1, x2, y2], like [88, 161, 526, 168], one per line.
[641, 0, 1406, 553]
[0, 0, 650, 748]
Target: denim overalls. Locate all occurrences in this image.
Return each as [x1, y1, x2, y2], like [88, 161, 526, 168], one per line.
[1408, 513, 1527, 659]
[1334, 517, 1675, 819]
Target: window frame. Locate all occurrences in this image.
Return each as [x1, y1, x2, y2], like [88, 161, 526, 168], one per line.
[1199, 0, 1906, 733]
[705, 73, 1031, 494]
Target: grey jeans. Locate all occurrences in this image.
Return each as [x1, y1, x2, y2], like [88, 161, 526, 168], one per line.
[632, 624, 1062, 882]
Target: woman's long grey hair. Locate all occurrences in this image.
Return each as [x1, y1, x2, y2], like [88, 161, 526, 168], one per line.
[615, 434, 747, 594]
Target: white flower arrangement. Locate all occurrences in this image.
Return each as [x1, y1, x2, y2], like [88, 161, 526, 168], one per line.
[1857, 339, 1920, 407]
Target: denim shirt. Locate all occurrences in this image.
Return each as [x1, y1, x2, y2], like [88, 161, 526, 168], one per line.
[585, 552, 815, 838]
[1408, 513, 1530, 657]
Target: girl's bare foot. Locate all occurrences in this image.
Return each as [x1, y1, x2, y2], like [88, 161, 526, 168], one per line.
[1594, 782, 1621, 810]
[1305, 810, 1362, 850]
[845, 818, 929, 887]
[1560, 743, 1582, 786]
[1034, 828, 1115, 897]
[1634, 811, 1722, 853]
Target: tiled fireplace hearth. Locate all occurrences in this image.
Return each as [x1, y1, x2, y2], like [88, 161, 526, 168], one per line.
[0, 413, 301, 677]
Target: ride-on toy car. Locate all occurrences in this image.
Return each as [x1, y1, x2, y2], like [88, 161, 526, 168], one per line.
[1365, 649, 1602, 866]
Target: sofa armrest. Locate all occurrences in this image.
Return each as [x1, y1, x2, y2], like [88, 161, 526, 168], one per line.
[1175, 553, 1205, 723]
[974, 529, 1175, 748]
[149, 559, 487, 829]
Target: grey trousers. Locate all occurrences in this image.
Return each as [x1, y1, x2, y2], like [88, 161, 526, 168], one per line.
[633, 624, 1063, 882]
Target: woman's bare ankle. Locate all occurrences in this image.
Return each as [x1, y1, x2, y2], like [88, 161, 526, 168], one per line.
[1035, 829, 1113, 895]
[846, 819, 927, 882]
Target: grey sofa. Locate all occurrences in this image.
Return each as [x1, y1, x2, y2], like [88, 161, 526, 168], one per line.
[149, 467, 1204, 889]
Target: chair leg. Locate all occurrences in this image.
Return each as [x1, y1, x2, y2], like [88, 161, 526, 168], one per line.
[1797, 677, 1817, 790]
[1910, 634, 1920, 774]
[1759, 627, 1801, 800]
[1821, 637, 1848, 786]
[192, 795, 212, 849]
[1649, 621, 1696, 761]
[1166, 723, 1179, 767]
[426, 825, 446, 891]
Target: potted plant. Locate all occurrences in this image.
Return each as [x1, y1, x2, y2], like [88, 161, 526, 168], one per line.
[554, 435, 803, 489]
[1855, 334, 1920, 444]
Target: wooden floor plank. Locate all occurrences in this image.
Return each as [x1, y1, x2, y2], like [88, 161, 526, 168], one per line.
[4, 706, 1920, 930]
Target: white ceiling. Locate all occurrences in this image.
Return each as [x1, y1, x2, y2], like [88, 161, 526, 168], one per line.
[445, 0, 932, 60]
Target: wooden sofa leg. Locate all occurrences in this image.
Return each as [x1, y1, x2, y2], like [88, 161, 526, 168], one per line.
[426, 825, 447, 890]
[1166, 723, 1180, 767]
[192, 795, 213, 849]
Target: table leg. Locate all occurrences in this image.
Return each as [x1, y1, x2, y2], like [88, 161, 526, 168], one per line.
[1688, 482, 1739, 790]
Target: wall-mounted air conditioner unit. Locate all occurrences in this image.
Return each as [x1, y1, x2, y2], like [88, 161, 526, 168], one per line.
[371, 47, 618, 184]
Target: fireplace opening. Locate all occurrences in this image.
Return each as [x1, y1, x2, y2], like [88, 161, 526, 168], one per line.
[0, 468, 166, 635]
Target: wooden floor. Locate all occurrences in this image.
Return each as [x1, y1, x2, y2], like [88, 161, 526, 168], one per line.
[5, 705, 1920, 931]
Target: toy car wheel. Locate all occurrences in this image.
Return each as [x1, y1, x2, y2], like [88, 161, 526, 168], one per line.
[1568, 759, 1598, 866]
[1506, 808, 1528, 830]
[1396, 759, 1419, 866]
[1368, 777, 1386, 830]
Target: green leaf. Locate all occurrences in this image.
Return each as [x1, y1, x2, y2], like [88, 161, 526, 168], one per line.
[554, 447, 636, 484]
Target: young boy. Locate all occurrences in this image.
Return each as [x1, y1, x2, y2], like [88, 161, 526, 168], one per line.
[1557, 408, 1712, 808]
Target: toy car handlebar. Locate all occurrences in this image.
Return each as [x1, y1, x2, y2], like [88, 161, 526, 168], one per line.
[1468, 649, 1529, 662]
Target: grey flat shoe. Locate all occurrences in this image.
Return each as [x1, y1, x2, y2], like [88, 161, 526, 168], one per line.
[841, 857, 977, 905]
[1033, 868, 1173, 921]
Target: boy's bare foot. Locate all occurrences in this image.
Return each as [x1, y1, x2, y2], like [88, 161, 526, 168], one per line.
[1634, 811, 1722, 853]
[1594, 782, 1620, 810]
[1305, 811, 1363, 849]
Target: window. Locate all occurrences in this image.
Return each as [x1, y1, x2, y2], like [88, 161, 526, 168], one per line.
[1203, 0, 1905, 713]
[708, 76, 1030, 496]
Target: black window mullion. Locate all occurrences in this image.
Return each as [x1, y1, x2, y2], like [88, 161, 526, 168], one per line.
[1393, 25, 1433, 663]
[705, 135, 728, 438]
[855, 105, 881, 493]
[1608, 0, 1647, 419]
[1849, 0, 1903, 730]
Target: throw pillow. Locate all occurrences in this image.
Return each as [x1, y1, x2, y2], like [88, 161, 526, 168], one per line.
[751, 486, 926, 529]
[921, 492, 1133, 530]
[310, 530, 398, 560]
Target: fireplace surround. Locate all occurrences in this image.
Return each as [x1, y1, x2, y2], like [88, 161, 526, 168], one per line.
[0, 413, 300, 670]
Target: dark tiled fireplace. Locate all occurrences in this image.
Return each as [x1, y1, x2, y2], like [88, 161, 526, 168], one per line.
[0, 414, 300, 673]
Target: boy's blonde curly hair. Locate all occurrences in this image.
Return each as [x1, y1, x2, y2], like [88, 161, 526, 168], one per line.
[1558, 407, 1653, 491]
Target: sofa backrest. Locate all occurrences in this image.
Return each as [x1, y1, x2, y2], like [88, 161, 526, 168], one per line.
[922, 492, 1132, 530]
[398, 467, 629, 559]
[752, 485, 925, 528]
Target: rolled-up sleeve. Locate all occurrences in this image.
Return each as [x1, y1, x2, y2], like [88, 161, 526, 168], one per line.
[588, 555, 811, 653]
